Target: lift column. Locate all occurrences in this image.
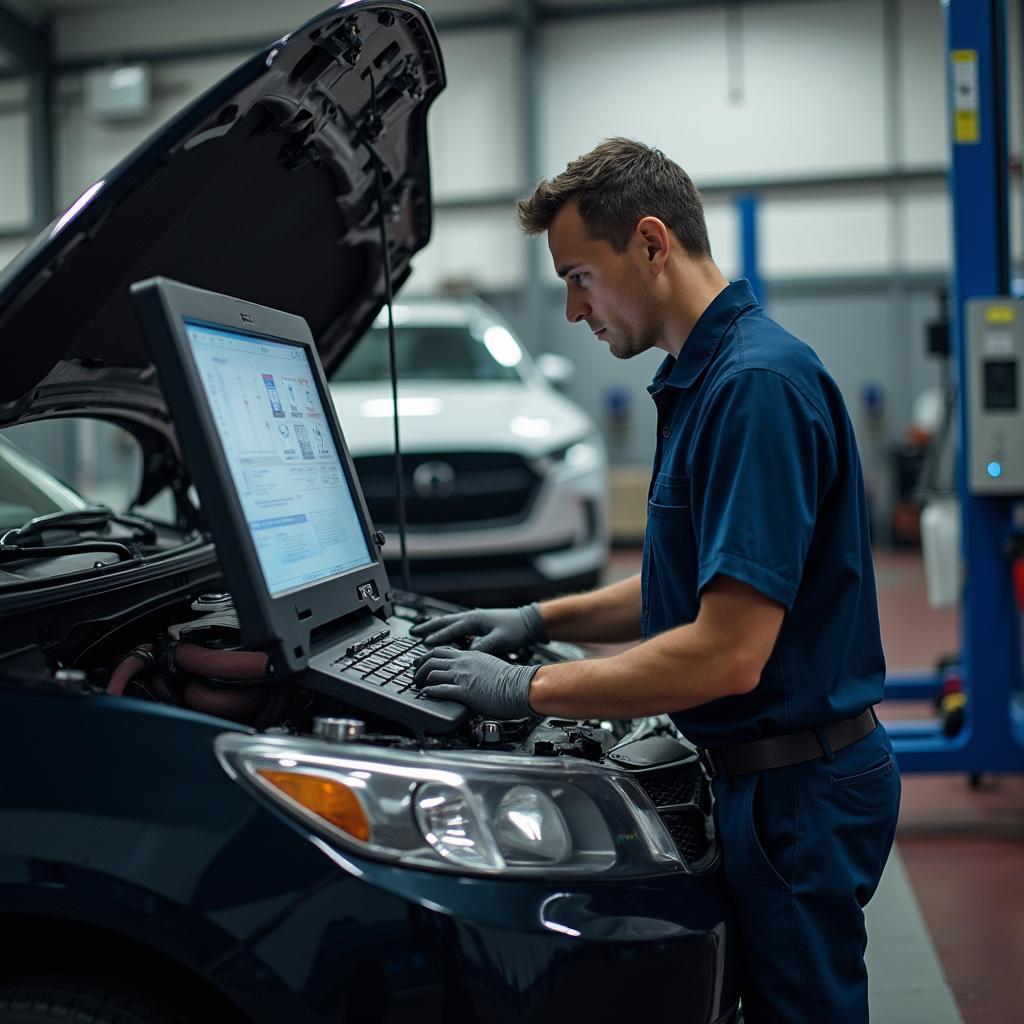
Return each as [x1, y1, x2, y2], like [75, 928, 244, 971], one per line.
[888, 0, 1024, 772]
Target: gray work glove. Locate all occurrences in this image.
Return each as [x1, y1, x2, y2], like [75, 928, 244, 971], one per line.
[412, 647, 539, 719]
[408, 604, 547, 655]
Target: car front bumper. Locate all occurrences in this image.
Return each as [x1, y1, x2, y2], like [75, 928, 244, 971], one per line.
[210, 854, 740, 1024]
[381, 462, 610, 601]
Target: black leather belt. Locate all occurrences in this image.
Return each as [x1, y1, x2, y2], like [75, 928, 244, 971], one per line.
[697, 707, 878, 780]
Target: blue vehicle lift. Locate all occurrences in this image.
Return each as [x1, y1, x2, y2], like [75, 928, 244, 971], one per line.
[885, 0, 1024, 773]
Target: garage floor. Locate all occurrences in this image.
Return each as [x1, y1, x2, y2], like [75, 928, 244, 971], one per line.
[598, 547, 1024, 1024]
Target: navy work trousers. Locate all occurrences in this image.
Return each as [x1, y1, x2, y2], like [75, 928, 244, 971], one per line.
[712, 723, 901, 1023]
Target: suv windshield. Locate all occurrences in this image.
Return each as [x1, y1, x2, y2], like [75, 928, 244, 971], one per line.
[333, 324, 524, 383]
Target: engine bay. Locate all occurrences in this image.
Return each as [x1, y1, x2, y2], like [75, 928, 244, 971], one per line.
[0, 569, 718, 875]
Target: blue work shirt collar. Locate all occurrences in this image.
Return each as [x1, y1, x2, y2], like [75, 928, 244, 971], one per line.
[648, 278, 759, 394]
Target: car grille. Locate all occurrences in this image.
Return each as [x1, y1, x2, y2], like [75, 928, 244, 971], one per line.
[353, 452, 541, 527]
[633, 761, 714, 867]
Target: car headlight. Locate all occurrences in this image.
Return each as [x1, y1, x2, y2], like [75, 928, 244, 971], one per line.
[216, 734, 684, 878]
[532, 435, 603, 475]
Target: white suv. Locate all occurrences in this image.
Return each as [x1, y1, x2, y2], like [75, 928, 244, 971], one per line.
[329, 298, 609, 604]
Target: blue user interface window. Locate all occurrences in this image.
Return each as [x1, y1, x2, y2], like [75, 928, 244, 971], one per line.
[185, 319, 372, 596]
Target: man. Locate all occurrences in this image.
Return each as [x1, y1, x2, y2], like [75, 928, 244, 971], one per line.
[410, 138, 900, 1023]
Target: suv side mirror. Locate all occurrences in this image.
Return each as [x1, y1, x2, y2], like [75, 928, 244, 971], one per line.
[535, 352, 575, 392]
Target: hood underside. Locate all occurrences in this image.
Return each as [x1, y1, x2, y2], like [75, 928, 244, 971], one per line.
[0, 1, 444, 434]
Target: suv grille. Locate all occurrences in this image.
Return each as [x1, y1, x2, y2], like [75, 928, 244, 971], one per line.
[353, 452, 541, 527]
[633, 761, 714, 867]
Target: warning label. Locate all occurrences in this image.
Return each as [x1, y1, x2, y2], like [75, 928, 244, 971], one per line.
[951, 49, 980, 145]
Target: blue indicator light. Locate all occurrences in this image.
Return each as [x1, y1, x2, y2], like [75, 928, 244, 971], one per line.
[987, 461, 1003, 478]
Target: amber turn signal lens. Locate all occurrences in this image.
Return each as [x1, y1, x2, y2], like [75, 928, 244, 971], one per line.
[257, 769, 372, 842]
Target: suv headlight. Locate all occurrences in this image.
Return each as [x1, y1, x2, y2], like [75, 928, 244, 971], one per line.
[532, 434, 603, 475]
[216, 734, 684, 878]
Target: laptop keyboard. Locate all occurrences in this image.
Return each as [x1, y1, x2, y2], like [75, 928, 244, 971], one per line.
[305, 627, 469, 734]
[331, 634, 425, 692]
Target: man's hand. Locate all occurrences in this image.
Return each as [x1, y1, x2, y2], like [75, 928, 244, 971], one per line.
[412, 647, 538, 718]
[408, 605, 547, 655]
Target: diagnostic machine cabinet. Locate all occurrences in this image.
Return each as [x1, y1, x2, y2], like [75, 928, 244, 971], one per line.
[967, 298, 1024, 494]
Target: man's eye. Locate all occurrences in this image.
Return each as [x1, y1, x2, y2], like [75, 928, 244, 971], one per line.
[570, 272, 585, 285]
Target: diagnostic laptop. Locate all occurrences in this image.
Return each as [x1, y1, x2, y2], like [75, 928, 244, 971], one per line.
[131, 276, 468, 734]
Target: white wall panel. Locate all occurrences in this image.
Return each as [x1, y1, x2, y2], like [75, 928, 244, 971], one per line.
[40, 0, 956, 285]
[539, 7, 729, 184]
[55, 0, 334, 60]
[429, 28, 521, 201]
[53, 56, 239, 208]
[0, 237, 29, 272]
[0, 75, 30, 231]
[54, 0, 512, 61]
[704, 200, 739, 280]
[0, 78, 26, 103]
[540, 1, 889, 187]
[897, 0, 947, 167]
[738, 0, 887, 179]
[1007, 0, 1022, 155]
[0, 109, 30, 230]
[405, 205, 525, 294]
[761, 190, 891, 277]
[424, 0, 511, 16]
[899, 188, 951, 272]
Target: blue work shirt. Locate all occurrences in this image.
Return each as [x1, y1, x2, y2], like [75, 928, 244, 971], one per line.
[642, 279, 885, 748]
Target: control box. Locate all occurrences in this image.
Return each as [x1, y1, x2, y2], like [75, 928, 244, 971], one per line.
[966, 298, 1024, 494]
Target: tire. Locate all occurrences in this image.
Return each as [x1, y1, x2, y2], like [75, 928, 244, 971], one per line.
[0, 976, 192, 1024]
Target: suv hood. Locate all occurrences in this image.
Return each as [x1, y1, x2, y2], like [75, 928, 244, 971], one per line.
[0, 1, 444, 441]
[331, 379, 595, 457]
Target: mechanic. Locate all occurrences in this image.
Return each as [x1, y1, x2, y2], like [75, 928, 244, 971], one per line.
[410, 137, 900, 1024]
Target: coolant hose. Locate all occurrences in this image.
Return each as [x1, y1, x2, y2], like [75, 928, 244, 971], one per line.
[173, 644, 270, 680]
[107, 644, 156, 696]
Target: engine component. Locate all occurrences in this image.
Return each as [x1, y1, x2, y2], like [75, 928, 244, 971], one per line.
[478, 720, 503, 745]
[603, 735, 715, 870]
[107, 644, 157, 696]
[190, 592, 235, 613]
[167, 606, 244, 646]
[526, 719, 615, 760]
[103, 596, 279, 725]
[313, 717, 366, 742]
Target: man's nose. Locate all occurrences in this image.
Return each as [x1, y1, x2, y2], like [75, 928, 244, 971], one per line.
[565, 291, 590, 324]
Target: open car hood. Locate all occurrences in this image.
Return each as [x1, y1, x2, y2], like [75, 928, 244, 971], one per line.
[0, 1, 444, 440]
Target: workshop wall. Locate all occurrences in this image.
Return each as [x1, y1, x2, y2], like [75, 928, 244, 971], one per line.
[426, 26, 522, 204]
[0, 76, 30, 237]
[411, 0, 956, 290]
[487, 278, 942, 465]
[33, 0, 964, 288]
[0, 0, 1017, 519]
[542, 3, 891, 180]
[52, 54, 238, 209]
[0, 2, 954, 253]
[47, 0, 509, 59]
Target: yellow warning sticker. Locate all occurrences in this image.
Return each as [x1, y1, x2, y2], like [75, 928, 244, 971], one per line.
[985, 305, 1015, 324]
[951, 50, 980, 144]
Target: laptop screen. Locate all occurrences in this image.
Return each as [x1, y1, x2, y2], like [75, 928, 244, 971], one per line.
[184, 318, 373, 596]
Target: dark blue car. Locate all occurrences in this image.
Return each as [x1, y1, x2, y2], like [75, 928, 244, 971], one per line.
[0, 4, 738, 1021]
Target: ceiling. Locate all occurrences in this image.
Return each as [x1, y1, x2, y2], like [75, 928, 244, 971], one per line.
[5, 0, 165, 12]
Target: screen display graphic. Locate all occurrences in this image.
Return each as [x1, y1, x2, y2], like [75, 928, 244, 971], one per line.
[185, 319, 373, 595]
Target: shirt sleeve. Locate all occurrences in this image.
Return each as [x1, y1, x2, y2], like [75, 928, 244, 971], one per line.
[688, 368, 838, 610]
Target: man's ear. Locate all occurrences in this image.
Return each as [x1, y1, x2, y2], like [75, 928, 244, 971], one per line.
[635, 216, 670, 272]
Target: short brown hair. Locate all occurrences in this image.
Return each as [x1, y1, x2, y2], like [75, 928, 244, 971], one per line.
[516, 138, 711, 258]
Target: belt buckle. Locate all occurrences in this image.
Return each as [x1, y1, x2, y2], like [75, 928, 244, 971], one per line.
[697, 747, 719, 780]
